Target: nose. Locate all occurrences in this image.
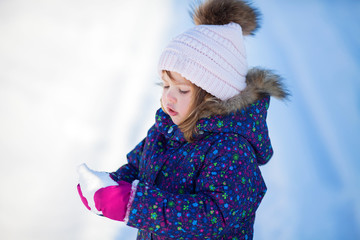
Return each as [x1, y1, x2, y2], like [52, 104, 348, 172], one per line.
[165, 88, 176, 104]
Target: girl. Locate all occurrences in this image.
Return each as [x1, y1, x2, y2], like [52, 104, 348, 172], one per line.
[77, 0, 288, 239]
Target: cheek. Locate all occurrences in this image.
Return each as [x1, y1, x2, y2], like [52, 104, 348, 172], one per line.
[181, 95, 194, 113]
[161, 91, 166, 103]
[160, 95, 166, 109]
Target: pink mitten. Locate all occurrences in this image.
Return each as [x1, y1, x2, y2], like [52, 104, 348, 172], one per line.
[94, 181, 132, 221]
[77, 184, 91, 210]
[77, 163, 138, 222]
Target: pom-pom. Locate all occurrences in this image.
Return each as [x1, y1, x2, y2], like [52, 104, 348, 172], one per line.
[191, 0, 261, 35]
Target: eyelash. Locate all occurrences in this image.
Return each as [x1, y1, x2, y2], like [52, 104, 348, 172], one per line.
[156, 82, 190, 94]
[162, 84, 190, 94]
[179, 90, 189, 94]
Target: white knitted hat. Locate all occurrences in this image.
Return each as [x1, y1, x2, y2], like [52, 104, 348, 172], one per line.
[158, 22, 247, 101]
[157, 0, 260, 101]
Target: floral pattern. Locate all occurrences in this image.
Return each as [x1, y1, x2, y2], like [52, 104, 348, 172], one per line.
[112, 96, 273, 239]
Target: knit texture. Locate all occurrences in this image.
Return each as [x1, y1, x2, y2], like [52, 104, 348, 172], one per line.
[158, 22, 248, 100]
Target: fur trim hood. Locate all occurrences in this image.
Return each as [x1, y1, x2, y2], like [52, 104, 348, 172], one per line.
[197, 67, 289, 118]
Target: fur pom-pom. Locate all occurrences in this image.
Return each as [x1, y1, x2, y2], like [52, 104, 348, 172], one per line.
[192, 0, 261, 35]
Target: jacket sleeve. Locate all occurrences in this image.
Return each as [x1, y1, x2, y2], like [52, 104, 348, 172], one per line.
[126, 138, 267, 238]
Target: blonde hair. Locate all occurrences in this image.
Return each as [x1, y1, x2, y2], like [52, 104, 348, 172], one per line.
[162, 70, 217, 142]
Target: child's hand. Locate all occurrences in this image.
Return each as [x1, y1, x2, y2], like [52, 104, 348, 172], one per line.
[93, 181, 133, 222]
[76, 163, 136, 222]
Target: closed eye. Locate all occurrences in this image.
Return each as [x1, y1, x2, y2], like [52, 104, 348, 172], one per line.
[179, 90, 189, 94]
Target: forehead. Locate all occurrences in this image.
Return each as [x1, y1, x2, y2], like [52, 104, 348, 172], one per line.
[162, 71, 192, 85]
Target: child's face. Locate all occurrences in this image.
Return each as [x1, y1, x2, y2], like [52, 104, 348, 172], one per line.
[161, 71, 194, 125]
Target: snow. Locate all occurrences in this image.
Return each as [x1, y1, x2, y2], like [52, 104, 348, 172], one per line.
[0, 0, 359, 239]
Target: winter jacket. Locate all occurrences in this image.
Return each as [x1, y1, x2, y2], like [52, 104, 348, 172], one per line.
[112, 68, 288, 240]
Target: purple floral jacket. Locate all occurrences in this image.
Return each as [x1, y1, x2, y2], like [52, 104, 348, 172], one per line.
[112, 95, 274, 240]
[112, 67, 288, 239]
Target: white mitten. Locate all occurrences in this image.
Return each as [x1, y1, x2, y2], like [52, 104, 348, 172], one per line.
[77, 163, 118, 215]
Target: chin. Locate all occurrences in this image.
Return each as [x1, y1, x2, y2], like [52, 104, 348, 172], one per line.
[170, 117, 182, 125]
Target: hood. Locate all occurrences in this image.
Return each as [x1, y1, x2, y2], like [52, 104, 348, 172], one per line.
[155, 67, 289, 165]
[196, 96, 272, 165]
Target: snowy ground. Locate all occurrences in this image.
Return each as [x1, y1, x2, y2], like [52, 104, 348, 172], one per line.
[0, 0, 359, 239]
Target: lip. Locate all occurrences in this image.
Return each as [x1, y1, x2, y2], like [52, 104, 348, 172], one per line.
[166, 106, 178, 116]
